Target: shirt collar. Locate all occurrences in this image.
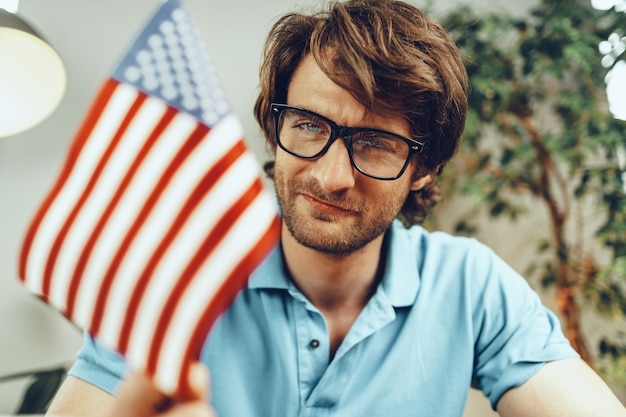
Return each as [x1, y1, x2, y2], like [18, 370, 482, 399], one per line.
[248, 244, 291, 290]
[379, 220, 422, 307]
[248, 219, 422, 307]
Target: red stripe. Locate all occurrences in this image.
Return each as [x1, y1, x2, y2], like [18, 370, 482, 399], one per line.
[41, 89, 146, 301]
[18, 79, 120, 284]
[64, 106, 178, 318]
[175, 213, 281, 399]
[116, 139, 248, 355]
[89, 123, 211, 337]
[146, 177, 265, 376]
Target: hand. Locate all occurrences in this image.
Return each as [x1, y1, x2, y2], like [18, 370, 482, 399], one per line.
[107, 363, 216, 417]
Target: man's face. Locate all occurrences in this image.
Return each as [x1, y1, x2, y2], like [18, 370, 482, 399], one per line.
[273, 54, 430, 255]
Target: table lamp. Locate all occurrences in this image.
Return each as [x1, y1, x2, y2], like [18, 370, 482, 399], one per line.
[0, 1, 66, 137]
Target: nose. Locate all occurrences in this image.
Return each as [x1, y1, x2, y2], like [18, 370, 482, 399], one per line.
[309, 138, 356, 193]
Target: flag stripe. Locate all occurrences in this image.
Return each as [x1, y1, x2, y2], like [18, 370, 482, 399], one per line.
[175, 211, 281, 396]
[18, 0, 281, 398]
[42, 93, 147, 301]
[89, 121, 211, 335]
[151, 192, 280, 395]
[93, 114, 244, 352]
[18, 79, 119, 287]
[49, 86, 159, 314]
[62, 99, 173, 323]
[116, 138, 248, 355]
[64, 105, 178, 319]
[146, 177, 264, 375]
[123, 146, 262, 368]
[27, 83, 139, 311]
[70, 111, 201, 334]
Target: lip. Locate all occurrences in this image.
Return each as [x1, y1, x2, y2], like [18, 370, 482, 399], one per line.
[301, 194, 354, 215]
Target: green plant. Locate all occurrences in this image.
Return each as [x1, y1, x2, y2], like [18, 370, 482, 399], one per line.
[430, 0, 626, 386]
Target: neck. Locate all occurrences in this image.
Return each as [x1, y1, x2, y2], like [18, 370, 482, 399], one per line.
[280, 226, 385, 313]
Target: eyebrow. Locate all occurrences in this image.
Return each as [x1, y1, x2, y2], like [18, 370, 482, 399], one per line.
[285, 103, 408, 135]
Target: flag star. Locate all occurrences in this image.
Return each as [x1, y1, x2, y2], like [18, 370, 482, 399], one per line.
[136, 50, 152, 65]
[182, 96, 199, 111]
[178, 19, 192, 34]
[155, 58, 170, 73]
[177, 83, 190, 97]
[139, 60, 157, 80]
[160, 20, 175, 35]
[168, 45, 183, 61]
[153, 48, 168, 64]
[172, 59, 187, 74]
[143, 76, 159, 91]
[172, 8, 186, 22]
[148, 34, 163, 49]
[202, 110, 219, 125]
[164, 31, 179, 48]
[124, 67, 142, 83]
[161, 86, 178, 101]
[159, 71, 174, 88]
[178, 73, 192, 90]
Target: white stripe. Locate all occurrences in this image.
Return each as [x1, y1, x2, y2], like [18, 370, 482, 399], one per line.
[154, 189, 277, 394]
[67, 96, 168, 328]
[25, 84, 137, 312]
[125, 146, 259, 370]
[94, 110, 199, 349]
[103, 113, 244, 355]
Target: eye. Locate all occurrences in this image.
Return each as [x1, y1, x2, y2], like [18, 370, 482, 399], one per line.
[353, 133, 393, 151]
[296, 121, 324, 134]
[288, 114, 330, 137]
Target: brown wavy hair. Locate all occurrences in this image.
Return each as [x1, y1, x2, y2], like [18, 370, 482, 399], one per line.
[253, 0, 468, 224]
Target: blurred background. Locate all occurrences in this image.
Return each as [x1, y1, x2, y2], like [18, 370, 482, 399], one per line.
[1, 0, 624, 415]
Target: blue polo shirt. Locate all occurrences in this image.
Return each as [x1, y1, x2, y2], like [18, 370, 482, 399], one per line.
[69, 220, 577, 416]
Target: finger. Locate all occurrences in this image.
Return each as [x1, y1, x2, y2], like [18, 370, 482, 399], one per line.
[110, 364, 211, 416]
[187, 362, 210, 402]
[112, 371, 170, 417]
[158, 364, 214, 417]
[160, 401, 217, 417]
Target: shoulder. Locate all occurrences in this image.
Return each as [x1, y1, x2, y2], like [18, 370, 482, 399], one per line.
[391, 219, 496, 270]
[392, 219, 485, 248]
[390, 220, 535, 305]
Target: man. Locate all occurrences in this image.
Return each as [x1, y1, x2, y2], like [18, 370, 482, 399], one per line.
[47, 0, 626, 416]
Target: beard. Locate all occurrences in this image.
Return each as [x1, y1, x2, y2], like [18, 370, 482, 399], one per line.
[274, 166, 406, 256]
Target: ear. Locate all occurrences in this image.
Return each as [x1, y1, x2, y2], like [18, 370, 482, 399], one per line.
[409, 173, 434, 191]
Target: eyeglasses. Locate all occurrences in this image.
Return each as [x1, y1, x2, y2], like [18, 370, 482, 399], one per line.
[270, 103, 426, 180]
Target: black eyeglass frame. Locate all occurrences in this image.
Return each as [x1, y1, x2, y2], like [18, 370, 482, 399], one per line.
[270, 103, 427, 180]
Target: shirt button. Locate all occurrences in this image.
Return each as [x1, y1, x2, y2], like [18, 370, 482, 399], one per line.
[309, 339, 320, 349]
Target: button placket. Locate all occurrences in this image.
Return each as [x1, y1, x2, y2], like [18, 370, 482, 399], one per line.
[303, 291, 397, 410]
[292, 297, 329, 405]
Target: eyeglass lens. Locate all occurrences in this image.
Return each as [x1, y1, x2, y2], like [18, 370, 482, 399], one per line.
[276, 107, 411, 179]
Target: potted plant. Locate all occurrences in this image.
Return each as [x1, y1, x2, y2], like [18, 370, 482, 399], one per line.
[429, 0, 626, 390]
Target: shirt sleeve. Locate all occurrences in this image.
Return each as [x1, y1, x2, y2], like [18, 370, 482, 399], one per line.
[67, 332, 129, 396]
[468, 244, 579, 409]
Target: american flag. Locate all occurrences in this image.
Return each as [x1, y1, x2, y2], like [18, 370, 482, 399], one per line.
[18, 0, 280, 397]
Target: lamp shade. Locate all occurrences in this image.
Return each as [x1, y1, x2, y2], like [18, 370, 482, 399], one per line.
[0, 8, 66, 137]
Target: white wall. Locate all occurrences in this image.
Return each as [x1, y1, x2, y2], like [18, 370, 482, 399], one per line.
[0, 0, 535, 414]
